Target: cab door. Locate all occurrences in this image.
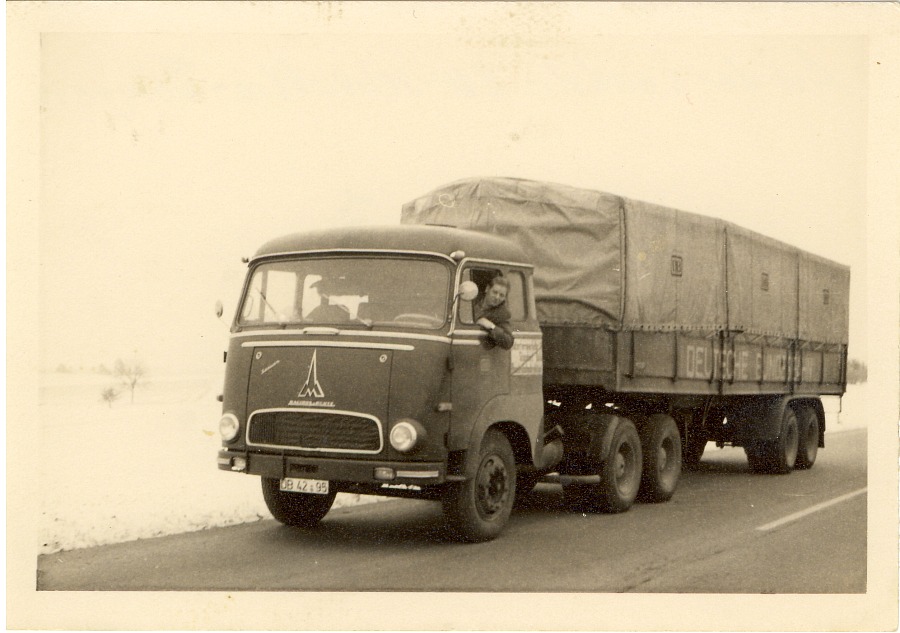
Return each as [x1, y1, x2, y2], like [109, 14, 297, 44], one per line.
[448, 265, 537, 451]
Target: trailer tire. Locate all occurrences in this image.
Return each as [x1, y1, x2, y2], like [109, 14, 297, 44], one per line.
[442, 429, 516, 542]
[638, 415, 682, 503]
[261, 477, 337, 528]
[795, 404, 820, 470]
[745, 407, 799, 475]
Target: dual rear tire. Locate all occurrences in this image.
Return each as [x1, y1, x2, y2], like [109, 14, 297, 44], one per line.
[745, 402, 820, 474]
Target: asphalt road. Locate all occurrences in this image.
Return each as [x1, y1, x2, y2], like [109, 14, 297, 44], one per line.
[37, 428, 866, 593]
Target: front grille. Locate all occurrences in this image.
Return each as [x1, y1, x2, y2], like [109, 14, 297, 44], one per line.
[247, 409, 382, 453]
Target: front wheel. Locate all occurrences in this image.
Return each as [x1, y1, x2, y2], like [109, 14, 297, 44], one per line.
[261, 477, 337, 528]
[443, 429, 516, 542]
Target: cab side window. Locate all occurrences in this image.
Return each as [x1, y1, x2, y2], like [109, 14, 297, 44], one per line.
[459, 267, 527, 324]
[505, 271, 527, 322]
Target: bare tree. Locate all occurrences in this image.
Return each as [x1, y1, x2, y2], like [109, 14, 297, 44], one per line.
[100, 387, 120, 408]
[114, 358, 147, 404]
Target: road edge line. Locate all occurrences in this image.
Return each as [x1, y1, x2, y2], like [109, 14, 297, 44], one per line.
[756, 487, 867, 532]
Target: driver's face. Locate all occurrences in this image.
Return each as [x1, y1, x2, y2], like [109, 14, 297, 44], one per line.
[485, 284, 507, 308]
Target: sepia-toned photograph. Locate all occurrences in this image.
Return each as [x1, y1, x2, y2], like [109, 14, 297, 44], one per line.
[8, 2, 899, 630]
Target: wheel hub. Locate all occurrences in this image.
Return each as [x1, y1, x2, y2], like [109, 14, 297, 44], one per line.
[476, 455, 509, 516]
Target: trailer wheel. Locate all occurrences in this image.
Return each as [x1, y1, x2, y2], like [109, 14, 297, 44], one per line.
[638, 415, 682, 503]
[745, 407, 799, 475]
[261, 477, 337, 528]
[442, 429, 516, 542]
[795, 404, 820, 470]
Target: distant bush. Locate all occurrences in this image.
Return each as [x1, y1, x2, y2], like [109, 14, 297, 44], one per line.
[100, 387, 120, 408]
[114, 358, 148, 404]
[846, 359, 867, 384]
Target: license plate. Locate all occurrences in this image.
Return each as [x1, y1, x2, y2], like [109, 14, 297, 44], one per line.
[279, 477, 329, 495]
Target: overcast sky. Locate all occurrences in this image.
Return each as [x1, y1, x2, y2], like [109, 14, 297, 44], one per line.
[29, 3, 884, 375]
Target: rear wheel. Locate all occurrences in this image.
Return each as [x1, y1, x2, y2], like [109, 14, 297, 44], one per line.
[638, 415, 682, 503]
[745, 407, 799, 474]
[261, 477, 337, 528]
[564, 419, 642, 513]
[443, 429, 516, 542]
[795, 404, 820, 470]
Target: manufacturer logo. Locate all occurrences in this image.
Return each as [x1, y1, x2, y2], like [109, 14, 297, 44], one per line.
[290, 350, 335, 407]
[298, 350, 325, 398]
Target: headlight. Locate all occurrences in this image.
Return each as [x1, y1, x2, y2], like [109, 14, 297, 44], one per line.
[390, 419, 426, 453]
[219, 413, 240, 442]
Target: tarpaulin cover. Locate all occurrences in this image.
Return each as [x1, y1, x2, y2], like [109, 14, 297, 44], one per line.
[799, 252, 851, 344]
[402, 177, 623, 326]
[726, 223, 800, 338]
[401, 178, 849, 343]
[621, 198, 726, 331]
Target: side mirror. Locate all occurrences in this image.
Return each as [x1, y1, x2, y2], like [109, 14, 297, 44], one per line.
[458, 281, 479, 302]
[215, 300, 224, 319]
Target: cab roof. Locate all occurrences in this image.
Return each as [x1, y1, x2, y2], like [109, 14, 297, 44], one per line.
[252, 224, 530, 266]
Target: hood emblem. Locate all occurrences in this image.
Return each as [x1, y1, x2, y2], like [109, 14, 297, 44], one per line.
[298, 350, 325, 398]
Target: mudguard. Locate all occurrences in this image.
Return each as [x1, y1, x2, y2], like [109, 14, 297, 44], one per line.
[460, 393, 543, 479]
[554, 412, 629, 474]
[727, 395, 825, 447]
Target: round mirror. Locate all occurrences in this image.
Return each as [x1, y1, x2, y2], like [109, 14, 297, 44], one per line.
[215, 300, 224, 319]
[458, 280, 479, 302]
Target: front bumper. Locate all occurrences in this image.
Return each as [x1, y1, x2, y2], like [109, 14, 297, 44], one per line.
[217, 449, 456, 485]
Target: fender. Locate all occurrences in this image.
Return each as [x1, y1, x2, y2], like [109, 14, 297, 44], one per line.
[553, 412, 630, 473]
[727, 395, 825, 447]
[587, 414, 628, 465]
[459, 392, 543, 479]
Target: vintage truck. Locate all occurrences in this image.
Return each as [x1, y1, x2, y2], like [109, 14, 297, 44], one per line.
[216, 177, 850, 541]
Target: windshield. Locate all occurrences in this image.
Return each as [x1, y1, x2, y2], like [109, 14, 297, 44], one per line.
[237, 257, 452, 330]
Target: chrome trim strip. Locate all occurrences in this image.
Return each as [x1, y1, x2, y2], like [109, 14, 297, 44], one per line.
[231, 329, 451, 344]
[250, 248, 457, 264]
[242, 340, 414, 351]
[395, 470, 441, 479]
[246, 407, 384, 454]
[343, 331, 451, 344]
[459, 256, 534, 270]
[452, 330, 543, 338]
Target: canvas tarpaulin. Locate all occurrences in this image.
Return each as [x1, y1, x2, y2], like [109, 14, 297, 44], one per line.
[621, 198, 726, 331]
[726, 224, 800, 339]
[799, 252, 850, 344]
[401, 177, 849, 344]
[401, 178, 623, 326]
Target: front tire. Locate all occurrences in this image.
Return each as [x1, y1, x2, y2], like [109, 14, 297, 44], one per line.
[261, 477, 337, 528]
[443, 429, 516, 542]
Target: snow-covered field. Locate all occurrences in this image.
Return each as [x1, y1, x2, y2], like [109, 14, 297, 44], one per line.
[37, 371, 386, 555]
[36, 373, 868, 555]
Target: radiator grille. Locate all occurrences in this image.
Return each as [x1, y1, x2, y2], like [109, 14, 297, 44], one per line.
[248, 409, 382, 453]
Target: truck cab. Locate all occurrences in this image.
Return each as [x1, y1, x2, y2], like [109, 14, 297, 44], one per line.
[217, 225, 552, 541]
